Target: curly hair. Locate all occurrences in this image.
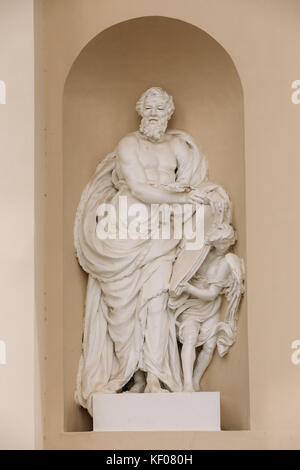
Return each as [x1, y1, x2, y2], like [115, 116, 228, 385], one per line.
[136, 87, 175, 119]
[206, 223, 236, 246]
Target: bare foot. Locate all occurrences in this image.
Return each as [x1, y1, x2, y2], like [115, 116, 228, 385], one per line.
[123, 370, 146, 393]
[144, 384, 169, 393]
[145, 373, 169, 393]
[124, 381, 145, 393]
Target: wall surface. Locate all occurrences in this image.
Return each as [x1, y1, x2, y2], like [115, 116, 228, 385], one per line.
[0, 0, 43, 450]
[44, 0, 300, 449]
[63, 16, 248, 433]
[34, 0, 45, 450]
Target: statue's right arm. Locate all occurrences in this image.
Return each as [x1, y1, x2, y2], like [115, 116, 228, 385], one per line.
[184, 259, 231, 301]
[118, 135, 189, 205]
[185, 283, 222, 302]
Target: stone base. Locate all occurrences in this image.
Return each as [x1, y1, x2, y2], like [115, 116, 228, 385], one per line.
[93, 392, 220, 431]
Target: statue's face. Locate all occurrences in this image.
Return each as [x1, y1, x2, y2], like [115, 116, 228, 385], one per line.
[139, 94, 169, 141]
[213, 238, 232, 253]
[142, 95, 168, 121]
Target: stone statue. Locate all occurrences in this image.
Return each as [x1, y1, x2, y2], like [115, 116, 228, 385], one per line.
[169, 223, 245, 392]
[74, 87, 240, 415]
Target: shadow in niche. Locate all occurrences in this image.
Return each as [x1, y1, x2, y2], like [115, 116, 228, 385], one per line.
[63, 16, 249, 432]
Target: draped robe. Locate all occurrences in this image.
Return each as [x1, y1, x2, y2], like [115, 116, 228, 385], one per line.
[74, 130, 209, 414]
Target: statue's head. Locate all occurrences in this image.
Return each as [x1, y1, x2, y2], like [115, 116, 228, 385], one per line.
[136, 87, 175, 141]
[206, 223, 236, 253]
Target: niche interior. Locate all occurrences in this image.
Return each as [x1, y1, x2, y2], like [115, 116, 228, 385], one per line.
[63, 16, 249, 432]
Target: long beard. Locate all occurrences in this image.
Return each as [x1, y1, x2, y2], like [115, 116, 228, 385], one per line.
[139, 116, 168, 141]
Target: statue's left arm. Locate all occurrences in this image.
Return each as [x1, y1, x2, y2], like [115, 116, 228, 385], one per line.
[172, 136, 195, 186]
[180, 259, 231, 301]
[171, 135, 210, 203]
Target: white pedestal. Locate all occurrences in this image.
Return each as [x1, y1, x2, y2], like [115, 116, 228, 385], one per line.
[93, 392, 220, 431]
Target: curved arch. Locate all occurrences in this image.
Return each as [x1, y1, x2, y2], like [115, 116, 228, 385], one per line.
[64, 16, 243, 96]
[62, 15, 248, 432]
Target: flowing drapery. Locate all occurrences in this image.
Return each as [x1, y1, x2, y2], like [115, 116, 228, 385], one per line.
[74, 131, 208, 414]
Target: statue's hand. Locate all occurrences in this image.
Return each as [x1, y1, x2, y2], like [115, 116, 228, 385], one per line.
[185, 189, 209, 205]
[175, 281, 190, 297]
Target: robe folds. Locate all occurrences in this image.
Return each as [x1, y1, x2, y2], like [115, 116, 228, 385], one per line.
[74, 130, 208, 414]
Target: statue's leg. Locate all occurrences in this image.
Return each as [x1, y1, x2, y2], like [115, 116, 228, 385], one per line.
[181, 323, 199, 392]
[144, 293, 170, 393]
[193, 337, 217, 391]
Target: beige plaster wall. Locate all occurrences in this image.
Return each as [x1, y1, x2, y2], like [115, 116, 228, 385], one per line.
[34, 0, 45, 450]
[63, 16, 248, 432]
[0, 0, 44, 450]
[44, 0, 300, 449]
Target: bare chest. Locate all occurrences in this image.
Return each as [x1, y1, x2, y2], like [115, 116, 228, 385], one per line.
[138, 140, 176, 170]
[137, 140, 177, 184]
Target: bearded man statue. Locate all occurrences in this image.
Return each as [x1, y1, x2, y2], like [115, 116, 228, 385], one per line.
[74, 87, 231, 415]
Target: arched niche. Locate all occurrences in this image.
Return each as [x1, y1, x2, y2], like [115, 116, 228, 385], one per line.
[63, 16, 249, 432]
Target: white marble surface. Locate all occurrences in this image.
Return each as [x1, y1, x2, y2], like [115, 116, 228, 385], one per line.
[93, 392, 220, 431]
[75, 88, 240, 416]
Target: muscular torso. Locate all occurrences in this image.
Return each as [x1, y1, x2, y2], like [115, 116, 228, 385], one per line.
[136, 135, 177, 185]
[117, 132, 190, 188]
